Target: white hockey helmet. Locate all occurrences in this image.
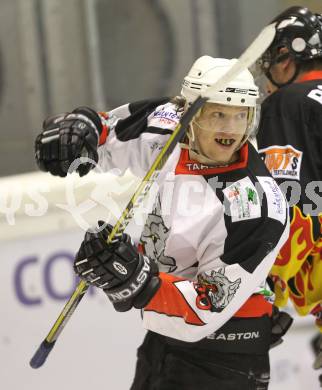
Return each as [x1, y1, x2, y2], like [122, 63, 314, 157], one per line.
[181, 56, 259, 106]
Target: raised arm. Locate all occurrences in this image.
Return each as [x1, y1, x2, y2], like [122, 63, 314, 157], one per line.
[35, 98, 179, 178]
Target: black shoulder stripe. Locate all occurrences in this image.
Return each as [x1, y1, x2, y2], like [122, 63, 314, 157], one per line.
[145, 126, 173, 135]
[128, 97, 170, 115]
[115, 97, 170, 141]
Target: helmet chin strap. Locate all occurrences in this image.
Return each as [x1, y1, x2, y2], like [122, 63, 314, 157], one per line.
[265, 61, 301, 88]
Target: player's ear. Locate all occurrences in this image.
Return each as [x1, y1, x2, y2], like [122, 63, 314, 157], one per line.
[278, 47, 293, 69]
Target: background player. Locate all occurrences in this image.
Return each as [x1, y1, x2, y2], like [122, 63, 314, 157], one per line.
[255, 5, 322, 386]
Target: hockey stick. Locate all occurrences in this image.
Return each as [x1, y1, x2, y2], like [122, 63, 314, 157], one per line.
[29, 21, 276, 369]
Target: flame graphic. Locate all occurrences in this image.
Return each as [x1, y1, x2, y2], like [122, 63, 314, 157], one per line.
[271, 208, 322, 314]
[290, 246, 322, 310]
[275, 206, 315, 268]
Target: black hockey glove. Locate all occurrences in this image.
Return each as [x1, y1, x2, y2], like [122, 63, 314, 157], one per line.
[35, 106, 103, 177]
[311, 333, 322, 387]
[74, 222, 161, 312]
[270, 306, 293, 349]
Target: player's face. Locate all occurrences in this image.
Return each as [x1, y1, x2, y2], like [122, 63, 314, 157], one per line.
[192, 103, 248, 164]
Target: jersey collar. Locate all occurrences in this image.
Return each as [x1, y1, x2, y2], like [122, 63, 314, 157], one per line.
[175, 143, 249, 175]
[297, 70, 322, 83]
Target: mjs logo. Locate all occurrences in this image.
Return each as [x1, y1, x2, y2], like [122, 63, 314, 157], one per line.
[259, 145, 303, 180]
[13, 251, 96, 306]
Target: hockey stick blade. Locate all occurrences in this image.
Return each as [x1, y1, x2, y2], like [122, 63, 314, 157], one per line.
[30, 340, 56, 369]
[29, 279, 89, 368]
[29, 22, 277, 369]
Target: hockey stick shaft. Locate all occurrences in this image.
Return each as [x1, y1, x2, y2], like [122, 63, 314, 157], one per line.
[30, 21, 276, 369]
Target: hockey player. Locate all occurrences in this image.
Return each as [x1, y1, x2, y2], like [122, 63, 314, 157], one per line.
[255, 6, 322, 385]
[35, 57, 290, 389]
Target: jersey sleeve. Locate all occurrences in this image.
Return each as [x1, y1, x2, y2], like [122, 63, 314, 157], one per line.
[96, 99, 182, 177]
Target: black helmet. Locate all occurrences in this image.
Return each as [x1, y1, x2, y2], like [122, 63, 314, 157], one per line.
[262, 6, 322, 70]
[257, 6, 322, 88]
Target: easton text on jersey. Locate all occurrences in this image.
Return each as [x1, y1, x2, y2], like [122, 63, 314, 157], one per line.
[206, 331, 260, 341]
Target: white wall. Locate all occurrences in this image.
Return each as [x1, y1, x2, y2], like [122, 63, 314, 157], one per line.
[0, 171, 145, 390]
[1, 229, 145, 390]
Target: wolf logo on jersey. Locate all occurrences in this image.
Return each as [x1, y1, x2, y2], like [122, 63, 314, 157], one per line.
[195, 269, 241, 312]
[140, 196, 177, 273]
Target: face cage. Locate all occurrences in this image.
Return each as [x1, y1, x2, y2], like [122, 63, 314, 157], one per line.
[253, 44, 300, 89]
[256, 45, 291, 76]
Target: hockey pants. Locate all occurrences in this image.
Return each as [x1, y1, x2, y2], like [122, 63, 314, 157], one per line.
[130, 331, 270, 390]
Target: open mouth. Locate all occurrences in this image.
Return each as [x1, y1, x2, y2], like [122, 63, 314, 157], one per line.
[215, 138, 235, 147]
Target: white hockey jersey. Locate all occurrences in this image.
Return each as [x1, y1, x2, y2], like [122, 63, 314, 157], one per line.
[97, 98, 289, 343]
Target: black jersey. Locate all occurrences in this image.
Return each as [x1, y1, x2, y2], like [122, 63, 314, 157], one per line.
[257, 71, 322, 240]
[257, 71, 322, 321]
